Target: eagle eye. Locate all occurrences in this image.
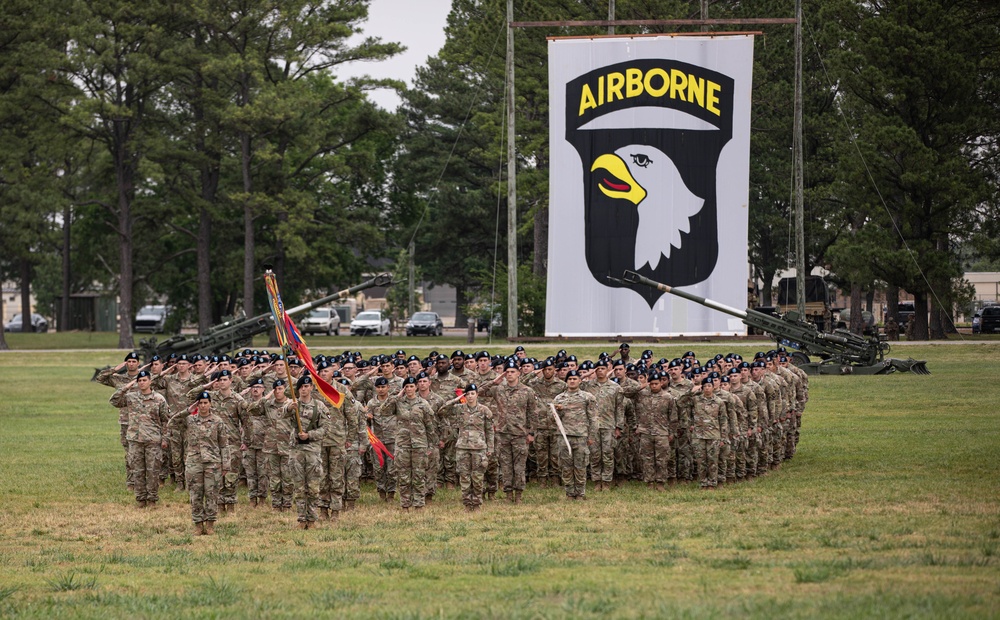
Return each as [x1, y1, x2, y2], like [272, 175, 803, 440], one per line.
[630, 153, 652, 168]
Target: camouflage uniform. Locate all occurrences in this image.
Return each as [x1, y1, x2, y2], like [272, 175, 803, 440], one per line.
[287, 397, 329, 524]
[368, 394, 397, 497]
[483, 380, 537, 496]
[730, 383, 760, 478]
[380, 394, 436, 508]
[418, 390, 446, 500]
[244, 394, 269, 503]
[247, 397, 295, 509]
[715, 389, 741, 483]
[526, 375, 566, 483]
[319, 393, 357, 516]
[432, 372, 464, 486]
[454, 401, 494, 509]
[617, 376, 642, 481]
[182, 411, 230, 525]
[631, 388, 676, 484]
[110, 386, 168, 504]
[552, 388, 598, 498]
[344, 396, 370, 509]
[474, 369, 500, 495]
[97, 368, 139, 488]
[155, 372, 207, 488]
[667, 377, 694, 481]
[187, 387, 248, 508]
[581, 379, 624, 484]
[691, 391, 727, 488]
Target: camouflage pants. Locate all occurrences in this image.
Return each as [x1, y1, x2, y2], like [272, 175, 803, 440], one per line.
[267, 452, 293, 508]
[319, 444, 347, 511]
[160, 445, 172, 481]
[758, 430, 773, 473]
[631, 427, 644, 480]
[532, 430, 559, 480]
[344, 444, 362, 503]
[120, 424, 135, 489]
[169, 432, 186, 487]
[425, 445, 440, 498]
[560, 436, 590, 498]
[291, 447, 322, 523]
[186, 459, 220, 524]
[395, 445, 427, 508]
[719, 440, 734, 483]
[614, 428, 633, 480]
[589, 429, 615, 483]
[735, 437, 748, 479]
[693, 438, 719, 488]
[638, 434, 670, 483]
[376, 441, 397, 494]
[220, 447, 242, 506]
[456, 448, 487, 508]
[772, 422, 786, 464]
[438, 434, 458, 485]
[746, 435, 760, 477]
[497, 433, 528, 493]
[784, 417, 797, 459]
[484, 449, 499, 494]
[678, 430, 694, 480]
[245, 448, 268, 500]
[127, 441, 161, 502]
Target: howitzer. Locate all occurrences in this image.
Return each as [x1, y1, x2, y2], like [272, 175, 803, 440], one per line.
[133, 274, 392, 362]
[616, 271, 929, 375]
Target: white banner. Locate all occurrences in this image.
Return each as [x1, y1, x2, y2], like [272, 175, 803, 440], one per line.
[546, 35, 753, 337]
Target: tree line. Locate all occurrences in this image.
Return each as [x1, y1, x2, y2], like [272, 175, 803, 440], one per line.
[1, 0, 998, 349]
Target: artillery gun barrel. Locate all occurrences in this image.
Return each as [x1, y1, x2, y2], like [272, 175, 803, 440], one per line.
[621, 271, 748, 320]
[257, 273, 392, 323]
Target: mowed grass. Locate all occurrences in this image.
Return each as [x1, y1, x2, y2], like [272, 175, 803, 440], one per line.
[0, 345, 998, 619]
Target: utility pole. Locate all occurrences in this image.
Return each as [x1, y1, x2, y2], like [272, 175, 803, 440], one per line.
[607, 0, 615, 35]
[506, 0, 518, 339]
[408, 239, 415, 317]
[793, 0, 806, 315]
[701, 0, 709, 32]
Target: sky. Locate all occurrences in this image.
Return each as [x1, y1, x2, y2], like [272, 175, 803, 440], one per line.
[336, 0, 453, 110]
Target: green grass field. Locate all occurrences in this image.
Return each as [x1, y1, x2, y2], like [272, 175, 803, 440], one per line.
[1, 345, 998, 619]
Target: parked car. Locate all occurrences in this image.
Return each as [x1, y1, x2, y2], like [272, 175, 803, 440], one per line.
[980, 305, 1000, 334]
[4, 313, 48, 333]
[299, 307, 341, 336]
[475, 303, 503, 332]
[134, 305, 169, 333]
[350, 311, 390, 336]
[836, 308, 877, 335]
[406, 311, 443, 336]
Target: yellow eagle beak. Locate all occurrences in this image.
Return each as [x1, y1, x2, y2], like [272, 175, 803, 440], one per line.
[591, 154, 646, 205]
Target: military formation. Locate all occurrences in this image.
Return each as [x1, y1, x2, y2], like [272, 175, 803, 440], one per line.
[100, 342, 808, 534]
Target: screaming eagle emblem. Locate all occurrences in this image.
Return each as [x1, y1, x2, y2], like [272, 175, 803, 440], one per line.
[566, 59, 735, 308]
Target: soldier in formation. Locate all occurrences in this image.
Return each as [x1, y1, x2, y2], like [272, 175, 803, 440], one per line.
[99, 343, 808, 520]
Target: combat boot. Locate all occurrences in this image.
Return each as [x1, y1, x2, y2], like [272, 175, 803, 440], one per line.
[378, 490, 387, 501]
[137, 500, 147, 509]
[203, 521, 215, 535]
[550, 476, 561, 488]
[320, 507, 329, 520]
[504, 491, 513, 503]
[413, 506, 423, 513]
[194, 522, 205, 536]
[424, 494, 433, 505]
[329, 510, 339, 522]
[297, 521, 307, 529]
[656, 483, 665, 492]
[147, 500, 157, 509]
[401, 506, 410, 513]
[344, 500, 356, 512]
[513, 490, 522, 504]
[387, 492, 395, 503]
[485, 492, 493, 501]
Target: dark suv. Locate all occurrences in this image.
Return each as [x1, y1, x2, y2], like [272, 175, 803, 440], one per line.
[980, 306, 1000, 334]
